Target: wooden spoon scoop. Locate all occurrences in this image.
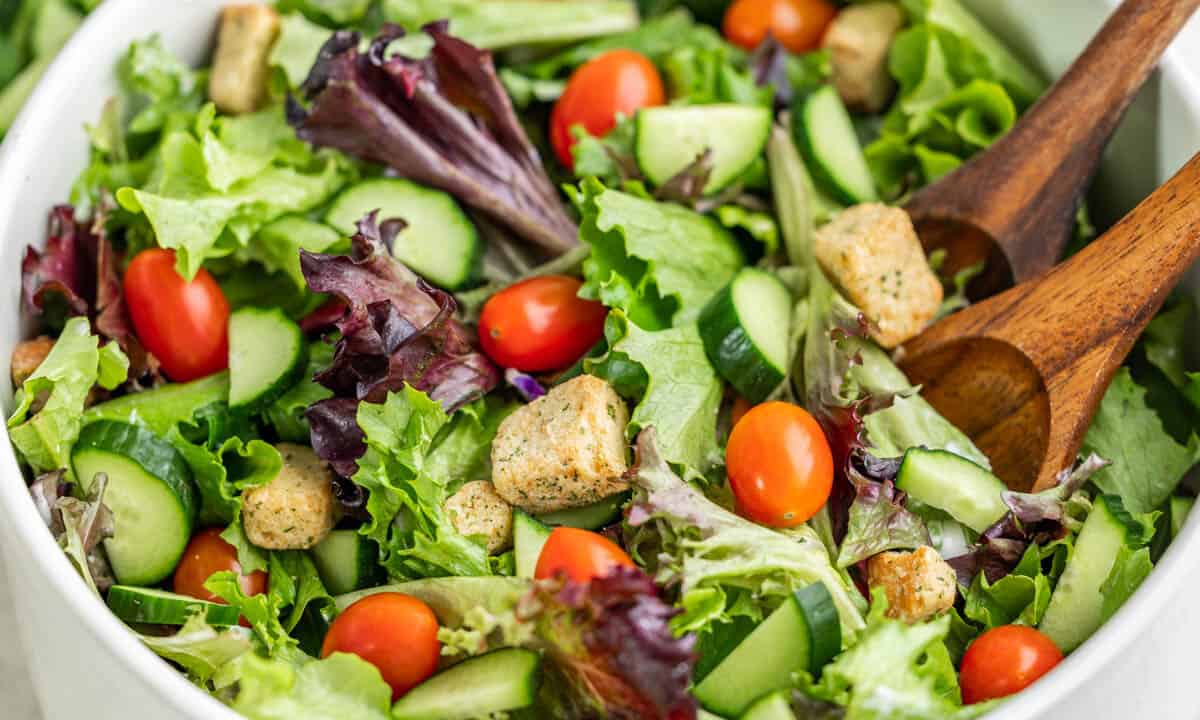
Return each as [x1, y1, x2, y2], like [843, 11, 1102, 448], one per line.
[898, 151, 1200, 493]
[906, 0, 1200, 298]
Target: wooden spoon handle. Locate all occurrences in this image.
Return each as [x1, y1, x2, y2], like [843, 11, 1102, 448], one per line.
[907, 0, 1200, 282]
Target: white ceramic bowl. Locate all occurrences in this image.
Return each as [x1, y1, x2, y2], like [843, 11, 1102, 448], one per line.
[2, 1, 1200, 718]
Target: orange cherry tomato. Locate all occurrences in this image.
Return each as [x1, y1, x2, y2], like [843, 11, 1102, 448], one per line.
[535, 527, 635, 583]
[322, 593, 441, 700]
[726, 401, 834, 527]
[550, 49, 665, 169]
[478, 275, 607, 372]
[124, 248, 230, 382]
[960, 625, 1064, 704]
[722, 0, 839, 54]
[173, 528, 267, 605]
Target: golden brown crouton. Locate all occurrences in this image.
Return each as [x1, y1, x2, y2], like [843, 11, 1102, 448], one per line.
[822, 2, 905, 113]
[815, 203, 943, 348]
[208, 4, 280, 115]
[867, 546, 957, 623]
[242, 443, 337, 550]
[491, 375, 630, 514]
[444, 480, 514, 554]
[11, 336, 55, 387]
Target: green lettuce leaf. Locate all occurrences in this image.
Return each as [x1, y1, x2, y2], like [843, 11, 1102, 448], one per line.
[381, 0, 639, 50]
[118, 34, 204, 135]
[1082, 368, 1200, 514]
[1099, 545, 1154, 623]
[424, 396, 519, 491]
[174, 434, 282, 527]
[265, 342, 336, 443]
[270, 12, 334, 90]
[661, 44, 771, 106]
[267, 550, 334, 633]
[570, 115, 636, 187]
[231, 652, 392, 720]
[277, 0, 372, 25]
[352, 386, 492, 580]
[963, 544, 1051, 630]
[137, 613, 253, 689]
[573, 178, 744, 329]
[83, 371, 229, 434]
[244, 216, 343, 289]
[8, 317, 129, 474]
[206, 570, 297, 657]
[588, 312, 723, 474]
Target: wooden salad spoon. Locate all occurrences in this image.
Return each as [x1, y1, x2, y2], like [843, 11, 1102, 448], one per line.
[906, 0, 1200, 297]
[898, 150, 1200, 493]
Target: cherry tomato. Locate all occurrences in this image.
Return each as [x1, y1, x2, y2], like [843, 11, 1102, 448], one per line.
[173, 528, 267, 604]
[960, 625, 1064, 704]
[124, 248, 230, 382]
[550, 49, 665, 169]
[726, 401, 834, 527]
[535, 527, 635, 583]
[723, 0, 838, 54]
[479, 275, 607, 372]
[322, 593, 441, 700]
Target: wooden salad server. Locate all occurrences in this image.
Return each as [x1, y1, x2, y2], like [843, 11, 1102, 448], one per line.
[898, 150, 1200, 493]
[906, 0, 1200, 297]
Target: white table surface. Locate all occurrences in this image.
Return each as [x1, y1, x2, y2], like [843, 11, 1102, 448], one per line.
[0, 551, 43, 719]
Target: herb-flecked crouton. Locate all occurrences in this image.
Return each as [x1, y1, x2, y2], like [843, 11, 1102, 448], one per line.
[208, 4, 280, 115]
[867, 546, 957, 623]
[823, 2, 905, 113]
[242, 443, 337, 550]
[444, 480, 514, 554]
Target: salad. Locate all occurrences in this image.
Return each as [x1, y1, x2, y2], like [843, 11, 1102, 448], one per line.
[9, 0, 1200, 718]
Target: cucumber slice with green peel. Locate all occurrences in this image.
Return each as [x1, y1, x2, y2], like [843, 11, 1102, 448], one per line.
[793, 86, 878, 205]
[1039, 495, 1150, 652]
[635, 104, 772, 194]
[107, 585, 240, 626]
[698, 268, 792, 403]
[73, 421, 197, 586]
[739, 691, 794, 720]
[537, 492, 630, 529]
[227, 307, 307, 413]
[895, 448, 1009, 533]
[1171, 496, 1194, 538]
[693, 582, 841, 717]
[311, 529, 382, 596]
[391, 648, 541, 720]
[513, 510, 551, 579]
[325, 178, 482, 290]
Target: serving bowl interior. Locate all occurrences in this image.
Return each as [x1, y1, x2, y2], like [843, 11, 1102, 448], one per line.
[0, 1, 1199, 719]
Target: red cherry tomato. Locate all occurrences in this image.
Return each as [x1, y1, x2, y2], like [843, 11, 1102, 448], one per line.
[478, 275, 607, 372]
[535, 527, 635, 583]
[726, 401, 834, 527]
[322, 593, 441, 700]
[960, 625, 1064, 704]
[124, 248, 230, 382]
[550, 49, 665, 169]
[723, 0, 838, 54]
[173, 528, 267, 604]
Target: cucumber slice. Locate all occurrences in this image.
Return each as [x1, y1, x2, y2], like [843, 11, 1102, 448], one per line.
[1171, 496, 1194, 538]
[391, 648, 541, 720]
[311, 529, 382, 596]
[693, 582, 840, 717]
[228, 307, 307, 413]
[895, 448, 1009, 533]
[513, 510, 551, 579]
[793, 86, 878, 205]
[72, 421, 197, 586]
[635, 104, 772, 194]
[698, 268, 793, 403]
[107, 585, 239, 626]
[325, 178, 481, 290]
[1039, 495, 1147, 652]
[537, 492, 630, 530]
[739, 691, 794, 720]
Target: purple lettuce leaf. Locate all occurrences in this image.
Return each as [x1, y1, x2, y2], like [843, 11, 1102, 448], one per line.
[289, 23, 577, 256]
[520, 566, 698, 720]
[301, 213, 499, 474]
[21, 205, 160, 384]
[31, 469, 115, 594]
[836, 449, 931, 567]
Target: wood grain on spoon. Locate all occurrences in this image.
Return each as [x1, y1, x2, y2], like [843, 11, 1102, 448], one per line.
[899, 151, 1200, 493]
[906, 0, 1200, 297]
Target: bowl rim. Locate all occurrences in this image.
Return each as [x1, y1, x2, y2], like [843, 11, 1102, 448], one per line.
[1, 1, 1199, 719]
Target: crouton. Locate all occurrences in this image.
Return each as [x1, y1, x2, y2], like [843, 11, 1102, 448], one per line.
[208, 4, 280, 115]
[867, 546, 957, 623]
[242, 443, 337, 550]
[823, 2, 905, 113]
[491, 374, 630, 514]
[444, 481, 514, 554]
[11, 336, 55, 387]
[814, 203, 943, 348]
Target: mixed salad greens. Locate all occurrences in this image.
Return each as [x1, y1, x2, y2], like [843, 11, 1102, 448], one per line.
[9, 0, 1200, 718]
